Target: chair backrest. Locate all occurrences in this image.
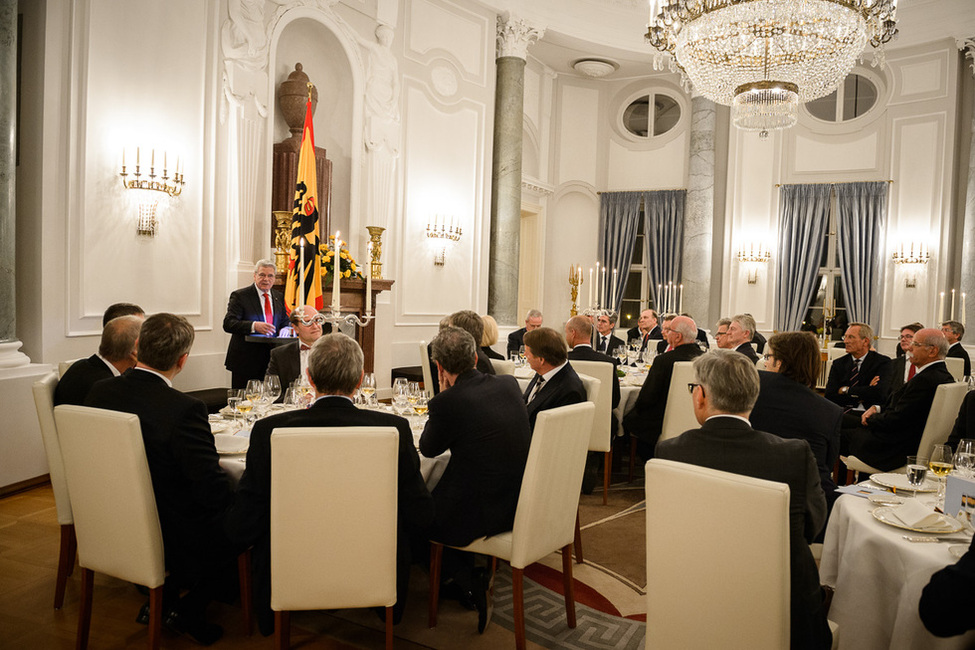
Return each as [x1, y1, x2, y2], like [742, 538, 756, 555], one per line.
[645, 459, 790, 649]
[916, 382, 969, 459]
[570, 360, 613, 452]
[270, 427, 398, 612]
[755, 357, 767, 370]
[490, 358, 515, 376]
[418, 341, 434, 397]
[53, 405, 165, 588]
[944, 357, 965, 382]
[509, 402, 595, 569]
[58, 359, 80, 378]
[658, 362, 698, 443]
[33, 372, 73, 526]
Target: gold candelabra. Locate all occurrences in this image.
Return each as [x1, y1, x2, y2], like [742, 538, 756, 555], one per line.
[367, 226, 385, 279]
[272, 211, 293, 274]
[568, 265, 583, 317]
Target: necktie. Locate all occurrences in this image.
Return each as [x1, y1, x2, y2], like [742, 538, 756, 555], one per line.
[263, 292, 273, 324]
[528, 375, 545, 402]
[849, 359, 860, 387]
[601, 336, 608, 352]
[642, 333, 649, 352]
[300, 344, 311, 352]
[908, 363, 916, 380]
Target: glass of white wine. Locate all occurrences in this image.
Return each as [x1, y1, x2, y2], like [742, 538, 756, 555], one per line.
[361, 372, 377, 406]
[930, 444, 953, 507]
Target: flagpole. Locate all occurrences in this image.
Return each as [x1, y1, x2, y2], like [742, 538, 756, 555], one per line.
[299, 239, 305, 309]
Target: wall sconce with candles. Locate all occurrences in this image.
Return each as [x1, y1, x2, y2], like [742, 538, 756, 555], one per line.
[737, 243, 771, 284]
[119, 147, 185, 237]
[891, 242, 929, 288]
[425, 214, 462, 266]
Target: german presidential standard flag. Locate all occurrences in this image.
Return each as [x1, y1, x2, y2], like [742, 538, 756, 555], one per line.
[284, 93, 324, 312]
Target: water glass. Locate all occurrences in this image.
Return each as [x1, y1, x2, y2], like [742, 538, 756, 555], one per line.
[956, 439, 975, 479]
[906, 455, 929, 490]
[264, 374, 282, 404]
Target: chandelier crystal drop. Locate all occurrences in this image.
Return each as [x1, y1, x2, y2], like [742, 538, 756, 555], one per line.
[645, 0, 899, 134]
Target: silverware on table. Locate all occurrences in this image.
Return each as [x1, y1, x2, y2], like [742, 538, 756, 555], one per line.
[902, 535, 972, 543]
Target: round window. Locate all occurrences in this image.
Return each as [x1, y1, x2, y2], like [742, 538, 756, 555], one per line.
[805, 73, 878, 123]
[623, 93, 681, 138]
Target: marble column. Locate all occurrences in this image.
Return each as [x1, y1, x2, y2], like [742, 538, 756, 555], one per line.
[683, 95, 716, 327]
[960, 39, 975, 330]
[0, 0, 27, 368]
[488, 13, 541, 325]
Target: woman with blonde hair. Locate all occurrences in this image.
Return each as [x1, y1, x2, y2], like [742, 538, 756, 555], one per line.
[480, 314, 505, 360]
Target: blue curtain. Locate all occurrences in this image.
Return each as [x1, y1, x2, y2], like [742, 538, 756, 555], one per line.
[775, 184, 832, 331]
[598, 192, 643, 314]
[642, 190, 686, 312]
[835, 182, 888, 327]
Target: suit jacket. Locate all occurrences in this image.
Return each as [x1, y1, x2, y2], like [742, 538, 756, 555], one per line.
[945, 390, 975, 451]
[627, 326, 662, 354]
[85, 369, 235, 578]
[507, 327, 527, 356]
[657, 332, 706, 353]
[568, 345, 621, 409]
[594, 333, 625, 356]
[428, 345, 495, 395]
[482, 345, 505, 360]
[53, 354, 113, 406]
[266, 341, 301, 396]
[751, 371, 843, 502]
[656, 417, 831, 650]
[623, 343, 704, 446]
[752, 331, 767, 354]
[420, 370, 530, 546]
[226, 397, 434, 627]
[734, 341, 760, 363]
[824, 350, 892, 409]
[919, 534, 975, 637]
[948, 342, 971, 377]
[851, 361, 956, 471]
[223, 285, 289, 381]
[888, 355, 913, 394]
[523, 363, 587, 431]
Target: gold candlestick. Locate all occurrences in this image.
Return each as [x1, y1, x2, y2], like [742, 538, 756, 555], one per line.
[568, 265, 583, 317]
[366, 226, 386, 279]
[273, 211, 293, 274]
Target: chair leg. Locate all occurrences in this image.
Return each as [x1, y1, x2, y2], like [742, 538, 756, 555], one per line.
[573, 509, 584, 564]
[603, 451, 611, 505]
[428, 543, 443, 628]
[385, 606, 393, 649]
[512, 567, 526, 650]
[561, 543, 577, 628]
[237, 548, 254, 635]
[845, 469, 855, 485]
[628, 436, 637, 483]
[147, 585, 163, 650]
[55, 524, 76, 609]
[76, 568, 94, 650]
[274, 611, 290, 650]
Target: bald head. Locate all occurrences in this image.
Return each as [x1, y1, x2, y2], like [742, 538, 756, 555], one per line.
[564, 315, 593, 348]
[669, 315, 698, 347]
[912, 328, 948, 366]
[289, 305, 324, 346]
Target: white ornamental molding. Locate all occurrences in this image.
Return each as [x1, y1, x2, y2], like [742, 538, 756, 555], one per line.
[496, 12, 543, 60]
[522, 179, 554, 196]
[961, 37, 975, 76]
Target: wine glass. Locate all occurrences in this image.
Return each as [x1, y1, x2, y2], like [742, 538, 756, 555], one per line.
[243, 379, 263, 422]
[264, 374, 282, 405]
[227, 389, 243, 424]
[930, 444, 953, 507]
[956, 439, 975, 479]
[407, 382, 421, 408]
[906, 455, 929, 494]
[361, 372, 377, 406]
[392, 379, 410, 415]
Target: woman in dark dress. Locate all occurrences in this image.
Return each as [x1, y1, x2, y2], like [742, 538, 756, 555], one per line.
[480, 314, 505, 360]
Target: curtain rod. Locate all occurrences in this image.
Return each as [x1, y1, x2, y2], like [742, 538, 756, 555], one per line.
[774, 180, 894, 188]
[596, 188, 687, 195]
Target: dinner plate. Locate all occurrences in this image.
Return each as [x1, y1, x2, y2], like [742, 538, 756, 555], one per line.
[870, 473, 939, 493]
[213, 433, 249, 455]
[868, 492, 905, 506]
[872, 506, 964, 533]
[210, 421, 229, 434]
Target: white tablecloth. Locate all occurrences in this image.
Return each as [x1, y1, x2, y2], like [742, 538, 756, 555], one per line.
[820, 494, 975, 650]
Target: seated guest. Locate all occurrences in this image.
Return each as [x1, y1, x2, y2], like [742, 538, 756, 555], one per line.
[724, 313, 760, 363]
[626, 309, 660, 351]
[227, 334, 434, 634]
[54, 314, 142, 406]
[714, 318, 733, 349]
[681, 313, 711, 350]
[889, 322, 924, 392]
[507, 309, 542, 357]
[522, 327, 586, 431]
[101, 301, 144, 327]
[946, 391, 975, 451]
[750, 332, 843, 511]
[656, 350, 831, 650]
[266, 305, 325, 396]
[86, 314, 236, 645]
[594, 311, 625, 355]
[824, 323, 892, 412]
[420, 327, 530, 633]
[841, 328, 954, 471]
[223, 260, 289, 388]
[941, 320, 971, 377]
[655, 314, 678, 353]
[919, 535, 975, 638]
[744, 312, 766, 353]
[624, 315, 704, 461]
[450, 310, 497, 377]
[480, 314, 505, 360]
[426, 316, 451, 395]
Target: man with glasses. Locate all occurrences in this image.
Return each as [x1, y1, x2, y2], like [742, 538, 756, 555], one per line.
[941, 320, 971, 378]
[724, 313, 760, 363]
[890, 322, 924, 392]
[655, 314, 678, 353]
[223, 260, 290, 388]
[824, 323, 892, 412]
[266, 304, 328, 395]
[714, 318, 733, 349]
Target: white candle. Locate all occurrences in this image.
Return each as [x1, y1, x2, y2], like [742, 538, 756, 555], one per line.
[366, 241, 373, 316]
[121, 147, 125, 168]
[678, 284, 684, 314]
[332, 231, 341, 313]
[657, 284, 662, 311]
[588, 268, 594, 309]
[611, 268, 618, 307]
[951, 289, 956, 320]
[151, 149, 155, 168]
[136, 147, 140, 166]
[577, 265, 582, 285]
[595, 262, 600, 307]
[938, 291, 945, 323]
[601, 267, 607, 309]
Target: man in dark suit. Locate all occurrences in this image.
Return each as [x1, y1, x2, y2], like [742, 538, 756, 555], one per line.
[920, 534, 975, 638]
[889, 323, 924, 392]
[265, 305, 325, 395]
[428, 311, 496, 394]
[946, 391, 975, 451]
[842, 328, 955, 471]
[54, 314, 142, 406]
[421, 326, 530, 633]
[506, 309, 542, 357]
[86, 314, 236, 645]
[223, 260, 289, 388]
[655, 314, 677, 354]
[942, 320, 971, 377]
[522, 327, 586, 431]
[625, 315, 704, 461]
[594, 311, 625, 355]
[101, 302, 144, 327]
[725, 313, 760, 363]
[227, 333, 434, 634]
[714, 318, 733, 349]
[656, 349, 831, 650]
[626, 309, 660, 350]
[824, 323, 892, 411]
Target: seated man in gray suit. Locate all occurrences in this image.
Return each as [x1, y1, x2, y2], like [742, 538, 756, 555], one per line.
[656, 349, 831, 650]
[266, 304, 326, 395]
[522, 327, 586, 432]
[942, 320, 971, 377]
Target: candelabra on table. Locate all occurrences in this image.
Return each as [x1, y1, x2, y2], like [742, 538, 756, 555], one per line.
[569, 265, 583, 316]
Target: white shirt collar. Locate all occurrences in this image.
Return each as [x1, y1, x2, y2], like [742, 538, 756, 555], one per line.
[95, 353, 121, 377]
[134, 366, 173, 387]
[539, 360, 568, 383]
[915, 359, 945, 374]
[706, 414, 751, 426]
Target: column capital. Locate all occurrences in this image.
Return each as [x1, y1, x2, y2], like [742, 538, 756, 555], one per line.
[496, 12, 543, 60]
[959, 37, 975, 76]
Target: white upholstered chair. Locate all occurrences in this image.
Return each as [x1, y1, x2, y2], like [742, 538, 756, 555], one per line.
[32, 372, 76, 610]
[428, 401, 596, 650]
[58, 358, 80, 377]
[419, 340, 435, 397]
[645, 459, 791, 649]
[657, 361, 699, 444]
[843, 381, 969, 479]
[571, 360, 614, 505]
[490, 358, 515, 376]
[270, 427, 398, 650]
[54, 405, 166, 650]
[945, 357, 965, 381]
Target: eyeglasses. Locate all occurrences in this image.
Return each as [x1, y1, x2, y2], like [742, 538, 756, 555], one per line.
[295, 314, 327, 326]
[762, 353, 774, 362]
[911, 341, 934, 348]
[687, 382, 700, 395]
[898, 334, 914, 341]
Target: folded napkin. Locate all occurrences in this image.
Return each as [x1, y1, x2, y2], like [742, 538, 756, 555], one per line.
[890, 499, 943, 529]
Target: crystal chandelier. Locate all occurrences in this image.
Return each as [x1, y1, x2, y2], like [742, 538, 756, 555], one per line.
[645, 0, 898, 137]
